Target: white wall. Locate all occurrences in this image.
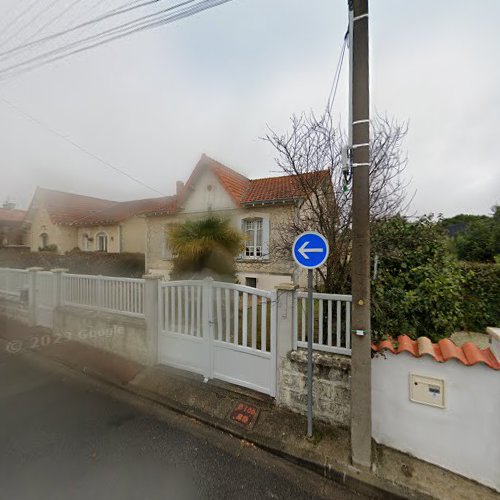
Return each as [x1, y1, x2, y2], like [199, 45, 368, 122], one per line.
[235, 271, 292, 291]
[372, 352, 500, 492]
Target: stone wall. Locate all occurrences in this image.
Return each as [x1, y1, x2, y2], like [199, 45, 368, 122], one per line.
[53, 306, 150, 365]
[278, 349, 351, 427]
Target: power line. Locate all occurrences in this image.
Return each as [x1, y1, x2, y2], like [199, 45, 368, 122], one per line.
[1, 0, 60, 50]
[22, 0, 85, 46]
[0, 0, 164, 62]
[326, 28, 348, 111]
[0, 94, 167, 197]
[0, 0, 40, 45]
[0, 0, 232, 80]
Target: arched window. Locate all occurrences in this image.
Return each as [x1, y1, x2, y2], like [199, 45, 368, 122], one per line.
[96, 232, 108, 252]
[39, 233, 48, 249]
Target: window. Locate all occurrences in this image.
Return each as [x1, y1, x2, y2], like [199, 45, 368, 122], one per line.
[96, 232, 108, 252]
[82, 233, 90, 251]
[245, 277, 257, 288]
[39, 233, 48, 248]
[244, 218, 263, 258]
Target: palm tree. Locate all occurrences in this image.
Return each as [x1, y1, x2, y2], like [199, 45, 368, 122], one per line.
[167, 216, 244, 281]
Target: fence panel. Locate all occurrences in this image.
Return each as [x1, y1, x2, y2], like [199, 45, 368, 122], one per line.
[294, 291, 352, 355]
[62, 274, 144, 318]
[0, 268, 29, 298]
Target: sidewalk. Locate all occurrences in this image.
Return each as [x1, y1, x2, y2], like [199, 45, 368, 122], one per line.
[0, 317, 497, 500]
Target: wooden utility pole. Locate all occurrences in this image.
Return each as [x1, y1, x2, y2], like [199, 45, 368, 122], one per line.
[349, 0, 372, 468]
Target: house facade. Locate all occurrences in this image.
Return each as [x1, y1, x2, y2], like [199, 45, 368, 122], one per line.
[0, 202, 28, 247]
[25, 187, 168, 255]
[145, 155, 329, 290]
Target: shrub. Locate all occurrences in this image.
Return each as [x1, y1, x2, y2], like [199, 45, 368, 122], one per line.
[0, 249, 145, 277]
[371, 216, 464, 341]
[459, 262, 500, 331]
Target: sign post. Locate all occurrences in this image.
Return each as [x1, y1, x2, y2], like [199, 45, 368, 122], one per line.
[292, 231, 329, 438]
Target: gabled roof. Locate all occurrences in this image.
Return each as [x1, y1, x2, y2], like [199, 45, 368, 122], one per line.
[70, 196, 175, 226]
[177, 154, 250, 208]
[36, 188, 116, 225]
[144, 154, 331, 216]
[372, 335, 500, 370]
[31, 187, 171, 226]
[0, 207, 26, 224]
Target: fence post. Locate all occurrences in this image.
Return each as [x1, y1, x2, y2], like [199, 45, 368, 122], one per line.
[274, 283, 298, 404]
[97, 275, 104, 311]
[51, 268, 68, 308]
[143, 274, 161, 366]
[27, 267, 44, 327]
[202, 277, 214, 380]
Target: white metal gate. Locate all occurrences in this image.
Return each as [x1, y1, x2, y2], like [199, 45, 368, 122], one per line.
[158, 279, 277, 397]
[36, 271, 55, 328]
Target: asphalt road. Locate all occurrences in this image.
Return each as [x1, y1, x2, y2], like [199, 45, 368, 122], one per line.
[0, 349, 364, 500]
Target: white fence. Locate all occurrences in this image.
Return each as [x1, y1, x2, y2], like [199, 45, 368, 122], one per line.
[0, 268, 29, 298]
[294, 291, 352, 355]
[62, 273, 145, 318]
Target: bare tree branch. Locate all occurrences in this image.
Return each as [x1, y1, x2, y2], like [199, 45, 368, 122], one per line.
[263, 109, 410, 293]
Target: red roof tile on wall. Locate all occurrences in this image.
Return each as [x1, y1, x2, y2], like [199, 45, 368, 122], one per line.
[372, 335, 500, 370]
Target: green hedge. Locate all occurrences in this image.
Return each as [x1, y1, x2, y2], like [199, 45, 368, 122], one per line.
[0, 249, 145, 278]
[459, 262, 500, 331]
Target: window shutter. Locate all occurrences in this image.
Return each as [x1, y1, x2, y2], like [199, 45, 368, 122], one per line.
[262, 216, 270, 260]
[238, 218, 246, 259]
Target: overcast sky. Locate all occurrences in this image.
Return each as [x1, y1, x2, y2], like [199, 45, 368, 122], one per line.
[0, 0, 498, 217]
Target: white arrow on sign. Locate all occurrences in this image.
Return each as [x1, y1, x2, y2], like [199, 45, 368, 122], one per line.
[298, 241, 325, 260]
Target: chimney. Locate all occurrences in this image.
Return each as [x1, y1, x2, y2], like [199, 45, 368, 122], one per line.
[2, 201, 15, 210]
[176, 181, 184, 197]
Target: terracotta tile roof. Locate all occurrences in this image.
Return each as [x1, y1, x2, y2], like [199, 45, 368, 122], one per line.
[372, 335, 500, 370]
[0, 207, 26, 224]
[175, 154, 331, 208]
[176, 154, 250, 208]
[211, 161, 250, 206]
[38, 188, 116, 225]
[241, 170, 331, 204]
[36, 188, 172, 226]
[70, 196, 176, 225]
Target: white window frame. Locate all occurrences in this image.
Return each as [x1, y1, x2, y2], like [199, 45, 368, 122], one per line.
[39, 233, 48, 248]
[96, 232, 108, 252]
[243, 218, 263, 259]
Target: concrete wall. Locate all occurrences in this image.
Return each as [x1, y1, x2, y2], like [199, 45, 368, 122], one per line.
[372, 352, 500, 492]
[120, 215, 147, 253]
[278, 349, 351, 427]
[53, 306, 150, 365]
[0, 296, 30, 325]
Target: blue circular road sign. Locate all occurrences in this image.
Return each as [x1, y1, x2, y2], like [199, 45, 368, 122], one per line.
[292, 231, 329, 269]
